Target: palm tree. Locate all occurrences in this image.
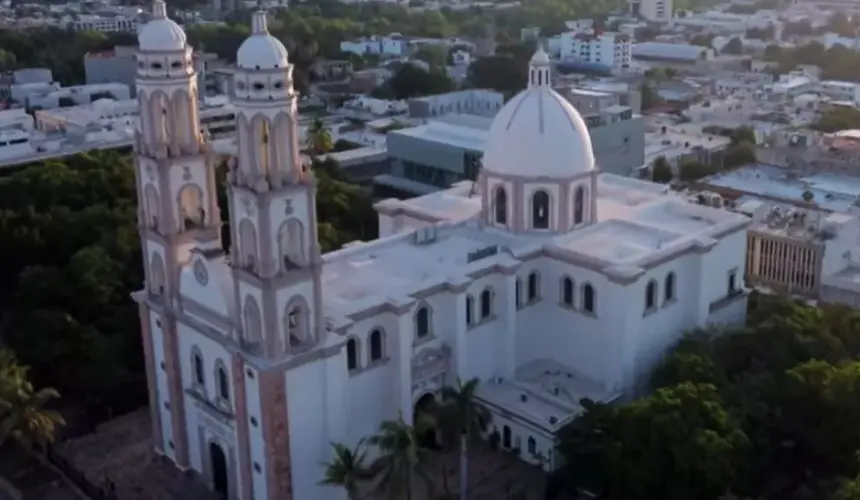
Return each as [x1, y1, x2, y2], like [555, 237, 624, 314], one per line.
[368, 414, 436, 500]
[436, 378, 491, 500]
[319, 439, 372, 500]
[0, 349, 64, 450]
[306, 118, 333, 156]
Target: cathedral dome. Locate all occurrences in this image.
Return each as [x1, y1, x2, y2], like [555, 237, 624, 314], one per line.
[138, 0, 186, 52]
[482, 48, 595, 178]
[236, 11, 290, 70]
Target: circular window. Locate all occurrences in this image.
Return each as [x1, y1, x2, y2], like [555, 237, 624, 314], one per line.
[171, 61, 182, 69]
[252, 82, 265, 91]
[273, 81, 284, 90]
[151, 62, 163, 70]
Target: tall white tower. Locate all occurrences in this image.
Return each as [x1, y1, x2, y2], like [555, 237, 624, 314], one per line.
[224, 11, 322, 498]
[133, 0, 220, 469]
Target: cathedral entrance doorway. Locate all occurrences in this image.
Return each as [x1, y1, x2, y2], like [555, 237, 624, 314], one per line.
[414, 393, 439, 449]
[209, 441, 228, 498]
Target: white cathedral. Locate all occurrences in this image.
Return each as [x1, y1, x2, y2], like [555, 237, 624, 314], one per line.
[131, 3, 751, 499]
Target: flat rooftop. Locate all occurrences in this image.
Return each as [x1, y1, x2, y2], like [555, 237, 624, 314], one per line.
[477, 358, 619, 432]
[327, 173, 745, 320]
[703, 163, 860, 212]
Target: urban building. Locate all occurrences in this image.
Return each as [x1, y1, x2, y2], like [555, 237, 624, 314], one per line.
[407, 90, 504, 119]
[377, 87, 644, 197]
[85, 45, 210, 97]
[632, 42, 714, 62]
[25, 83, 130, 110]
[629, 0, 672, 23]
[132, 5, 750, 493]
[67, 14, 140, 33]
[558, 31, 632, 70]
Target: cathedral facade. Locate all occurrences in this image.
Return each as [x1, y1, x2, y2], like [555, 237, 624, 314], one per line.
[131, 4, 751, 499]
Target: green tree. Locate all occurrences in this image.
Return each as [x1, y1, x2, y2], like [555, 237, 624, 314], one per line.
[306, 118, 333, 156]
[678, 159, 714, 182]
[368, 416, 436, 500]
[0, 349, 64, 449]
[468, 55, 529, 94]
[320, 440, 372, 500]
[722, 37, 743, 55]
[414, 45, 449, 69]
[436, 378, 491, 500]
[558, 383, 748, 499]
[651, 156, 673, 183]
[383, 64, 454, 99]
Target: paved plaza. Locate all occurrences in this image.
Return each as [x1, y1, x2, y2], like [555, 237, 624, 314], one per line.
[57, 409, 219, 500]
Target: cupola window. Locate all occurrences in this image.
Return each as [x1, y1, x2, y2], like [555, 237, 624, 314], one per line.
[574, 186, 585, 225]
[532, 191, 550, 230]
[494, 186, 507, 225]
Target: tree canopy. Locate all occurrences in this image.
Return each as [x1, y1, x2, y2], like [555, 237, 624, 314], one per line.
[556, 295, 860, 500]
[0, 151, 376, 423]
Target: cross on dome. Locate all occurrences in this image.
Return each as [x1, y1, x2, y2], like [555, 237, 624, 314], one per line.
[529, 47, 551, 88]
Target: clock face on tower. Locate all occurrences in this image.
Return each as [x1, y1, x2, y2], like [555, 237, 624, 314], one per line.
[193, 259, 209, 286]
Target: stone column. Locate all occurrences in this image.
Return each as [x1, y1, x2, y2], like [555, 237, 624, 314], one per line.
[324, 345, 348, 449]
[449, 281, 470, 380]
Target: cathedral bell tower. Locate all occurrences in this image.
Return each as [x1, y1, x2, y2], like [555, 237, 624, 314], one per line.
[226, 10, 324, 360]
[135, 0, 221, 304]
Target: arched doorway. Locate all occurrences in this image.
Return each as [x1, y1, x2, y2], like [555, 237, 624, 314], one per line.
[209, 441, 228, 498]
[413, 393, 439, 449]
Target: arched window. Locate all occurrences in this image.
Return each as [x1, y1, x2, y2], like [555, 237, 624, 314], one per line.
[528, 437, 536, 455]
[582, 283, 596, 313]
[515, 278, 522, 308]
[346, 338, 358, 371]
[480, 288, 493, 319]
[243, 296, 262, 347]
[284, 297, 310, 350]
[238, 219, 258, 271]
[574, 185, 585, 225]
[149, 253, 165, 296]
[645, 280, 657, 311]
[528, 272, 539, 301]
[278, 219, 305, 270]
[466, 295, 474, 325]
[665, 272, 676, 302]
[216, 362, 229, 401]
[144, 184, 160, 228]
[494, 187, 508, 225]
[561, 277, 574, 306]
[532, 190, 550, 229]
[369, 329, 383, 361]
[178, 184, 205, 230]
[416, 306, 431, 338]
[192, 350, 204, 386]
[502, 425, 512, 448]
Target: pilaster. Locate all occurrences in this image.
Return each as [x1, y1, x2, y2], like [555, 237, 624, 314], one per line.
[502, 272, 518, 379]
[138, 302, 164, 453]
[452, 292, 469, 379]
[259, 369, 292, 499]
[395, 312, 414, 423]
[323, 345, 348, 449]
[232, 354, 254, 500]
[161, 311, 190, 467]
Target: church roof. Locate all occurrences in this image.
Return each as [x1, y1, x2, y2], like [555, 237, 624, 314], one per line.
[236, 10, 290, 70]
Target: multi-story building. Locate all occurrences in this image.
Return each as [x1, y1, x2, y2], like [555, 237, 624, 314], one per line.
[85, 45, 209, 98]
[407, 90, 504, 119]
[559, 31, 632, 70]
[132, 6, 750, 496]
[636, 0, 673, 23]
[66, 14, 140, 33]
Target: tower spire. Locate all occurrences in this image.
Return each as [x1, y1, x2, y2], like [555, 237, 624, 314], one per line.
[251, 9, 268, 34]
[152, 0, 167, 18]
[528, 46, 551, 88]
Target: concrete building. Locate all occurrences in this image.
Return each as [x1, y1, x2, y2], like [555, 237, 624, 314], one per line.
[132, 7, 750, 494]
[378, 86, 645, 197]
[559, 31, 632, 70]
[632, 42, 714, 62]
[85, 45, 210, 97]
[407, 90, 504, 119]
[67, 14, 140, 33]
[630, 0, 672, 23]
[26, 83, 131, 111]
